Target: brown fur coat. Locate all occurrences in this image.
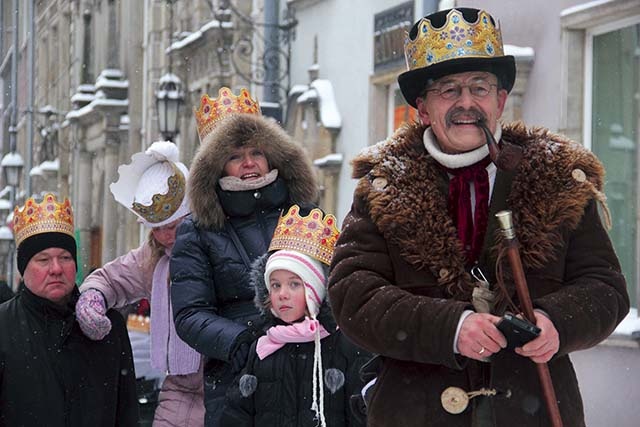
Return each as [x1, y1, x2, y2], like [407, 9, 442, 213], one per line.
[328, 122, 629, 427]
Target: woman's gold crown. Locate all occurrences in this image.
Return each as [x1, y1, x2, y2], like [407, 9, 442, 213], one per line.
[194, 87, 261, 143]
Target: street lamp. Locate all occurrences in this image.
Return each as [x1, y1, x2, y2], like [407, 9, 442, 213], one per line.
[1, 151, 24, 289]
[155, 0, 183, 142]
[2, 152, 24, 188]
[155, 73, 183, 141]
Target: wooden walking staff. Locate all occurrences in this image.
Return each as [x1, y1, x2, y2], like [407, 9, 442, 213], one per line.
[495, 210, 563, 427]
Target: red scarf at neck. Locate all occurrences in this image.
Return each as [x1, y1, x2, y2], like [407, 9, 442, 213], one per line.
[443, 155, 492, 266]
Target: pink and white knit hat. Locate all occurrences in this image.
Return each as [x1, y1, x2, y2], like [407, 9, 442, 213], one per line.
[264, 249, 326, 319]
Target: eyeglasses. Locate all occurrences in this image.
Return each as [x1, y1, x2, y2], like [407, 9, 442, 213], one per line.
[424, 80, 498, 100]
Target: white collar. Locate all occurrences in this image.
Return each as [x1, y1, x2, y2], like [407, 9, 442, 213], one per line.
[423, 125, 502, 169]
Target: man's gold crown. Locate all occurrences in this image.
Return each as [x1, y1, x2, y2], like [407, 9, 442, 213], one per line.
[268, 205, 340, 266]
[194, 87, 261, 142]
[13, 193, 74, 247]
[404, 9, 505, 71]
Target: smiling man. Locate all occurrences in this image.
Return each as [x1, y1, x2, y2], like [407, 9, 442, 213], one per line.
[0, 194, 138, 426]
[328, 7, 628, 427]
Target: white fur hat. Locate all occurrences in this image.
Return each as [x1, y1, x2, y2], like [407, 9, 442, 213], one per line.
[110, 141, 190, 227]
[264, 250, 326, 319]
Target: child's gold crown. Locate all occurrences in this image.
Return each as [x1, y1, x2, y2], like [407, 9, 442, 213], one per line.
[268, 205, 340, 266]
[13, 193, 74, 246]
[194, 87, 261, 143]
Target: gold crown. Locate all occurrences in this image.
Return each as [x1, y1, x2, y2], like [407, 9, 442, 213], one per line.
[268, 205, 340, 266]
[404, 9, 505, 71]
[131, 162, 186, 224]
[127, 314, 151, 334]
[13, 193, 74, 247]
[194, 87, 261, 142]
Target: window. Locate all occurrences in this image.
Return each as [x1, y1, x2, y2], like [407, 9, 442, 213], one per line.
[388, 85, 417, 134]
[587, 18, 640, 307]
[563, 1, 640, 309]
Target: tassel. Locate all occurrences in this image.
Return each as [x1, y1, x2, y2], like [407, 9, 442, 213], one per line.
[311, 325, 327, 427]
[239, 374, 258, 398]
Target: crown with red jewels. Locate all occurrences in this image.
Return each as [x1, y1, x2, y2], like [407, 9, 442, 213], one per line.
[13, 193, 74, 247]
[404, 9, 505, 71]
[194, 87, 261, 143]
[268, 205, 340, 266]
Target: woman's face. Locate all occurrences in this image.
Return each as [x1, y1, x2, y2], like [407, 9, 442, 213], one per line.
[223, 146, 269, 179]
[269, 269, 307, 323]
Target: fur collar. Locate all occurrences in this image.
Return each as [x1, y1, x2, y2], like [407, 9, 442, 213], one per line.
[352, 121, 606, 297]
[189, 114, 318, 229]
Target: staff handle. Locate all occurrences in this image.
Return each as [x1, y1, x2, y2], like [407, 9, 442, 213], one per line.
[496, 210, 563, 427]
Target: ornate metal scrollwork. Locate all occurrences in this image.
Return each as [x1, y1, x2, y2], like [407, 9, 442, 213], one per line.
[211, 0, 297, 107]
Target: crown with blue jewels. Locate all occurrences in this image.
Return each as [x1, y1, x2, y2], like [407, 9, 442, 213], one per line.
[404, 9, 505, 72]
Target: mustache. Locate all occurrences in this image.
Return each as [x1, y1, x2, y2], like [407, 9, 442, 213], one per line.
[445, 107, 486, 127]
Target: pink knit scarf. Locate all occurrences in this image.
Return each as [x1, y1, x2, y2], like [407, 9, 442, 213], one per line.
[150, 253, 201, 375]
[256, 317, 330, 360]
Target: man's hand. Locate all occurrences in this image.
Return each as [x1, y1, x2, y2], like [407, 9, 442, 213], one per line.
[515, 311, 559, 363]
[457, 313, 507, 361]
[75, 289, 112, 340]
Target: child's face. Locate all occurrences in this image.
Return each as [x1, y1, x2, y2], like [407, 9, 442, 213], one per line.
[269, 269, 307, 323]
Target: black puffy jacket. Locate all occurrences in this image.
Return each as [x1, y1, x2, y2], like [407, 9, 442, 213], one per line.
[220, 254, 370, 427]
[170, 112, 318, 424]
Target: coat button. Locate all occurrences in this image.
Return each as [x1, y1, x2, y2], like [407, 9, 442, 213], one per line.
[441, 387, 469, 414]
[571, 168, 586, 183]
[372, 177, 388, 190]
[253, 191, 262, 199]
[247, 321, 253, 327]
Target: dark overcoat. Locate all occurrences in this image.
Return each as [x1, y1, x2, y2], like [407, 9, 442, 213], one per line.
[0, 286, 138, 426]
[328, 122, 629, 427]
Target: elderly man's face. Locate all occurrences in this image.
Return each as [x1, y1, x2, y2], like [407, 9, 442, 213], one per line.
[23, 247, 76, 305]
[416, 71, 507, 154]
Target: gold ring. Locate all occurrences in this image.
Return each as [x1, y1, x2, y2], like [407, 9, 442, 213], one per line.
[478, 346, 485, 355]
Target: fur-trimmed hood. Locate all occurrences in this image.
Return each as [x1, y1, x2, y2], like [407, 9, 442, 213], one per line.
[189, 113, 318, 229]
[351, 121, 608, 297]
[250, 253, 337, 332]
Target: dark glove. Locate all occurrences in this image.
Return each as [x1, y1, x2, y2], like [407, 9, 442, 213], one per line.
[230, 341, 250, 374]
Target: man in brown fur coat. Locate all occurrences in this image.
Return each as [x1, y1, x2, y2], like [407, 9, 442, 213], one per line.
[328, 8, 629, 427]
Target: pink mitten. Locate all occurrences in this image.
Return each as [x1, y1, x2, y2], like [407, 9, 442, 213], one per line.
[75, 289, 112, 340]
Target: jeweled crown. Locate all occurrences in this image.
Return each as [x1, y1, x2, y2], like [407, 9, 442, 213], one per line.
[194, 87, 261, 142]
[268, 205, 340, 266]
[404, 9, 505, 72]
[13, 193, 74, 247]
